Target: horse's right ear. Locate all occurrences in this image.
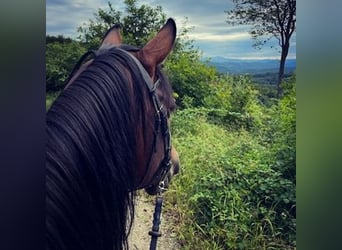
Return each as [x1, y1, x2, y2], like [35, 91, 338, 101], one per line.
[138, 18, 176, 79]
[100, 24, 122, 48]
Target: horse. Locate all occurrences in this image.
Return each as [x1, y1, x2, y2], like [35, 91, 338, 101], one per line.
[46, 18, 180, 250]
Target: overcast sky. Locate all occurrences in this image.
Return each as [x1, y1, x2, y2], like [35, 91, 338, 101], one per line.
[46, 0, 296, 60]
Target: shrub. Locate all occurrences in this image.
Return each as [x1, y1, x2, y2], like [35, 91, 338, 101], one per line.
[167, 106, 295, 249]
[165, 51, 217, 108]
[46, 41, 86, 92]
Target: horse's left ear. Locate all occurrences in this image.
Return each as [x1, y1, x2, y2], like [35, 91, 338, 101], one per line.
[139, 18, 176, 76]
[100, 24, 122, 48]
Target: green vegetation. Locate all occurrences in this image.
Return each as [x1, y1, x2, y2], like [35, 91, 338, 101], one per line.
[46, 39, 86, 92]
[46, 1, 295, 248]
[166, 76, 295, 249]
[77, 0, 166, 49]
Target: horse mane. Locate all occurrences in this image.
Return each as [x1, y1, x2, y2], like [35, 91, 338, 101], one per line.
[46, 47, 171, 250]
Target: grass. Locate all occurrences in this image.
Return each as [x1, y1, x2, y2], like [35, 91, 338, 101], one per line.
[164, 108, 295, 249]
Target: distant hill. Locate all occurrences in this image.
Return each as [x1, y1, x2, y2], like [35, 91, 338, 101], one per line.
[205, 57, 296, 84]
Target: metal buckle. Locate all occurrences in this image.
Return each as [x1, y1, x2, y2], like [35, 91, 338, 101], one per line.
[158, 181, 168, 195]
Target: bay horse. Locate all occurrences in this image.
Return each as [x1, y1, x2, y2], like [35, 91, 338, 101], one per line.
[46, 19, 180, 250]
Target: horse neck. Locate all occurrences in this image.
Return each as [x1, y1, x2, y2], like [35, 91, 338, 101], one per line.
[46, 64, 138, 250]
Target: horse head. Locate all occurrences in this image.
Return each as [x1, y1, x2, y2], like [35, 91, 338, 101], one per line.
[98, 19, 180, 194]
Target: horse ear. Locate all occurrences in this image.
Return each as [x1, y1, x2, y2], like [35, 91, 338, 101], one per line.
[139, 18, 176, 73]
[100, 24, 122, 47]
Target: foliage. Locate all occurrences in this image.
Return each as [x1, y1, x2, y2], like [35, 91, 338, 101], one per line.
[77, 1, 121, 49]
[46, 35, 73, 44]
[77, 0, 166, 49]
[201, 74, 265, 131]
[253, 83, 278, 107]
[122, 0, 166, 47]
[260, 75, 296, 181]
[46, 40, 86, 92]
[203, 75, 233, 111]
[165, 51, 217, 108]
[167, 80, 296, 248]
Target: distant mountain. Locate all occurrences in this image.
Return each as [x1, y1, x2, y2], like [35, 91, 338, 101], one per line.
[207, 57, 296, 75]
[206, 57, 296, 84]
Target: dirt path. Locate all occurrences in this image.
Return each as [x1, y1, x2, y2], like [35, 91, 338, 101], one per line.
[129, 193, 180, 250]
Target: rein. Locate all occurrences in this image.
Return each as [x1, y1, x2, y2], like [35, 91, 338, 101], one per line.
[148, 182, 168, 250]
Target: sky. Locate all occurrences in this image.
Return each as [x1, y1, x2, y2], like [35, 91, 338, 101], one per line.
[46, 0, 296, 60]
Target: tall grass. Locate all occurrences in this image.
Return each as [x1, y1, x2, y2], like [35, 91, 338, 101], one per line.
[165, 107, 295, 249]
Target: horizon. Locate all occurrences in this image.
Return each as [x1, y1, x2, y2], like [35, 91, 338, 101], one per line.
[205, 56, 297, 61]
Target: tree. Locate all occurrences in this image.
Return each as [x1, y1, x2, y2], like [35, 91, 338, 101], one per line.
[77, 2, 121, 49]
[77, 2, 216, 107]
[122, 0, 166, 47]
[46, 35, 73, 44]
[225, 0, 296, 97]
[77, 0, 166, 49]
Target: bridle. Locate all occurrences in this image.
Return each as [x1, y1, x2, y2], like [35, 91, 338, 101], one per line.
[123, 49, 172, 191]
[122, 49, 172, 250]
[66, 46, 173, 192]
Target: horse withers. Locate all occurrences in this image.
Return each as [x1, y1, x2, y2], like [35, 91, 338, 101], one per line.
[46, 18, 180, 250]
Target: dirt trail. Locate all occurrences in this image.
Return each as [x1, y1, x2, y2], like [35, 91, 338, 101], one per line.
[129, 193, 180, 250]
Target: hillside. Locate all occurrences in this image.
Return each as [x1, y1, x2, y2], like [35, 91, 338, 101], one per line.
[206, 57, 296, 84]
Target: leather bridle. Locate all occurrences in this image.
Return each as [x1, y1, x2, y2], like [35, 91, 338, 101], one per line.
[122, 48, 172, 191]
[66, 46, 173, 191]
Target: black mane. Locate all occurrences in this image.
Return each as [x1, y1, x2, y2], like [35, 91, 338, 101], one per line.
[46, 47, 170, 250]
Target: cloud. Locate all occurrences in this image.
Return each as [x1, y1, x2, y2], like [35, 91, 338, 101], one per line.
[46, 0, 296, 59]
[148, 0, 234, 18]
[46, 0, 110, 37]
[189, 32, 250, 42]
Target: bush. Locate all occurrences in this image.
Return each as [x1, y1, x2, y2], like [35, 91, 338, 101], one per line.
[166, 105, 296, 249]
[46, 41, 86, 92]
[165, 51, 217, 108]
[200, 75, 265, 132]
